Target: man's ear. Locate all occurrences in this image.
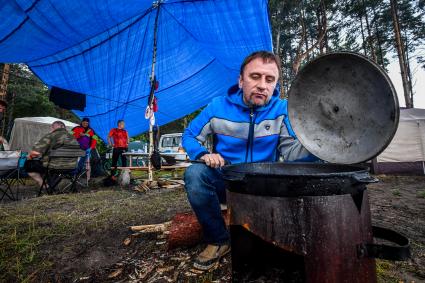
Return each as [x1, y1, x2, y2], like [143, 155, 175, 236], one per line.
[238, 75, 243, 89]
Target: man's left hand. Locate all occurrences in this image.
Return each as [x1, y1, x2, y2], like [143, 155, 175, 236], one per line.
[29, 150, 41, 159]
[200, 153, 225, 168]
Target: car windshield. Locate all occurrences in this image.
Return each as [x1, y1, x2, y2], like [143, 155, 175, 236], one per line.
[162, 136, 181, 148]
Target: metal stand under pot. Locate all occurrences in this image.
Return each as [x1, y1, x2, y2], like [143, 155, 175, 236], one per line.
[222, 52, 410, 283]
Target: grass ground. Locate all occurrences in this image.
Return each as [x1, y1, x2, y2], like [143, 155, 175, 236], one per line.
[0, 184, 190, 282]
[0, 174, 424, 282]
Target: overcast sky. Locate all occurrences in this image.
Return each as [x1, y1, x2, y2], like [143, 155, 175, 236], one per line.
[387, 59, 425, 109]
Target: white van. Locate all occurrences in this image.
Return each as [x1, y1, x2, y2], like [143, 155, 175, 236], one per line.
[158, 133, 183, 153]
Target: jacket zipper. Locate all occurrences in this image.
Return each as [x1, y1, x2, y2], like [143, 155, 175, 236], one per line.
[245, 107, 255, 162]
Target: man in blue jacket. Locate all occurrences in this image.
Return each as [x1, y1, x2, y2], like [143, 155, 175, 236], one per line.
[183, 51, 314, 270]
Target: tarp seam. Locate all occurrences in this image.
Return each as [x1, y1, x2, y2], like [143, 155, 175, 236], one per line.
[161, 5, 238, 73]
[0, 0, 41, 44]
[28, 7, 154, 66]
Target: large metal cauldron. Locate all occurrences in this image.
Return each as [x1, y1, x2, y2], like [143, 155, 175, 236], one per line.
[223, 163, 410, 283]
[223, 53, 409, 283]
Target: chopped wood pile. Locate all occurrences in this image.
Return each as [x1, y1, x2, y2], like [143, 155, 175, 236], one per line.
[125, 209, 228, 250]
[133, 179, 185, 192]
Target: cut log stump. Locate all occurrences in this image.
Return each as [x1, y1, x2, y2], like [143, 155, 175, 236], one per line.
[128, 210, 227, 250]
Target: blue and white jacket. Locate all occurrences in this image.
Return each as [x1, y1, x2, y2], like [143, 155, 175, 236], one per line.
[182, 89, 315, 164]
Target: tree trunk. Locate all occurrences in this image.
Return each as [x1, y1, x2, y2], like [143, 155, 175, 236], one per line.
[390, 0, 413, 108]
[362, 0, 377, 62]
[0, 64, 10, 137]
[404, 31, 414, 106]
[6, 92, 16, 138]
[304, 26, 310, 61]
[275, 24, 281, 56]
[371, 7, 385, 67]
[359, 15, 367, 56]
[319, 0, 328, 54]
[282, 48, 288, 98]
[275, 24, 286, 99]
[292, 3, 326, 75]
[0, 64, 9, 100]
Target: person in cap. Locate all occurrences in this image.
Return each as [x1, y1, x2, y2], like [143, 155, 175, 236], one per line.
[71, 118, 98, 179]
[108, 120, 130, 178]
[182, 51, 317, 270]
[24, 121, 80, 187]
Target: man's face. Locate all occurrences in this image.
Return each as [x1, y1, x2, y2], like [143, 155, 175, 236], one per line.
[118, 122, 125, 129]
[239, 58, 279, 107]
[82, 121, 89, 128]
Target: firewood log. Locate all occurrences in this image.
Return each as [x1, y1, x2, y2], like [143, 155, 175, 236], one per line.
[127, 210, 227, 250]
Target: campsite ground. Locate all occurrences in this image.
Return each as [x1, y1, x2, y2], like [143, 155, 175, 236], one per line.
[0, 174, 424, 283]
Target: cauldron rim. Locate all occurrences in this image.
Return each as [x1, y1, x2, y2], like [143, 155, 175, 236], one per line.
[222, 162, 375, 197]
[222, 162, 369, 179]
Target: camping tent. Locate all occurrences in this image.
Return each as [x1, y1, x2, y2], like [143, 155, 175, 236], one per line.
[0, 0, 273, 140]
[375, 108, 425, 175]
[9, 117, 78, 152]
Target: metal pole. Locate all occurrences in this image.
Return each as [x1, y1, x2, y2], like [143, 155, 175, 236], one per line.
[148, 2, 161, 182]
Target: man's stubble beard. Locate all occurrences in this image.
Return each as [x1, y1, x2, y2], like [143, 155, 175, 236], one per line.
[246, 95, 271, 107]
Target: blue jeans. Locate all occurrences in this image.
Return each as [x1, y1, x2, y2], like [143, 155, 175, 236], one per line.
[184, 163, 229, 244]
[77, 151, 90, 173]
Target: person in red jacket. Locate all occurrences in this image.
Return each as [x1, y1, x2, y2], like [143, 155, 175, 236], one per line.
[108, 120, 129, 177]
[72, 118, 97, 150]
[72, 118, 98, 179]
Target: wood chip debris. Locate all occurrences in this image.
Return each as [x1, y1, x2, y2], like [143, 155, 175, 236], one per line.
[156, 266, 174, 274]
[123, 237, 132, 246]
[107, 268, 123, 278]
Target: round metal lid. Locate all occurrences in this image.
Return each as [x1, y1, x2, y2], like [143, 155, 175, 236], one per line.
[288, 52, 399, 164]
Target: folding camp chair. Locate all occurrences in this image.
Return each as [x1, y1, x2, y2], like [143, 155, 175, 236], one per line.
[0, 150, 21, 201]
[38, 148, 86, 196]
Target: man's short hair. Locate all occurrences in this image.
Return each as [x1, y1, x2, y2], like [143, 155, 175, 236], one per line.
[52, 121, 66, 129]
[117, 120, 124, 125]
[240, 51, 282, 76]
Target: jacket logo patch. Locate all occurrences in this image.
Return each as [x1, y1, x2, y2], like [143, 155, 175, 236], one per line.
[265, 125, 270, 131]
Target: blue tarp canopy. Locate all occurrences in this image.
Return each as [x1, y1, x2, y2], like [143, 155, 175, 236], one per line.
[0, 0, 272, 140]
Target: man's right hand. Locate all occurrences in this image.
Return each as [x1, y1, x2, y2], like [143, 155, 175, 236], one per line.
[200, 153, 225, 168]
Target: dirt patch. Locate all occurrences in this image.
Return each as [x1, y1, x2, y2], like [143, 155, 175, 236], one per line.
[368, 175, 425, 283]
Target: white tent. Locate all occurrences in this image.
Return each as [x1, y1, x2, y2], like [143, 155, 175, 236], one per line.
[376, 108, 425, 174]
[9, 117, 78, 152]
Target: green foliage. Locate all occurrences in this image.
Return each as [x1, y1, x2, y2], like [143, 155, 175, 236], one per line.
[2, 64, 80, 137]
[269, 0, 425, 97]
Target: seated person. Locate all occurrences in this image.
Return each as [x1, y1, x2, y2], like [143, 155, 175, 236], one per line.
[24, 121, 81, 187]
[182, 51, 317, 270]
